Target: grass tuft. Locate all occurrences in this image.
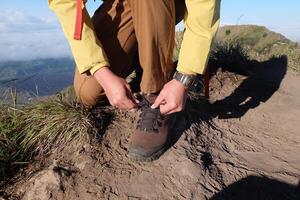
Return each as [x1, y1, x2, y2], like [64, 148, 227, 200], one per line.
[0, 95, 94, 185]
[210, 41, 251, 75]
[0, 106, 24, 183]
[18, 98, 92, 155]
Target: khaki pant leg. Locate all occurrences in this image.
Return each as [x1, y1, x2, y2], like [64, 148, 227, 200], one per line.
[127, 0, 176, 93]
[74, 67, 106, 106]
[74, 0, 137, 106]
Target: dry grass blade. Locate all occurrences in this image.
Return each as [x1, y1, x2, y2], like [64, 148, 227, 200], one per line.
[0, 96, 97, 185]
[18, 99, 92, 155]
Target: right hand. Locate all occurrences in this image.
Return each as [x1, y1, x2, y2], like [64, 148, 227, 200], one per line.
[93, 67, 138, 109]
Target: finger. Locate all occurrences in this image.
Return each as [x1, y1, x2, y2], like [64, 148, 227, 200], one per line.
[123, 97, 138, 109]
[151, 92, 166, 109]
[164, 103, 184, 115]
[114, 103, 125, 110]
[160, 103, 176, 115]
[125, 84, 139, 104]
[164, 109, 178, 115]
[112, 97, 131, 110]
[117, 100, 136, 110]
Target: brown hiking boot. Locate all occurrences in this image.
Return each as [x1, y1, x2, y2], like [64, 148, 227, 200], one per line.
[128, 94, 170, 162]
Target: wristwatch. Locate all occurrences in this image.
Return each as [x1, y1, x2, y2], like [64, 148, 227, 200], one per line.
[173, 71, 197, 90]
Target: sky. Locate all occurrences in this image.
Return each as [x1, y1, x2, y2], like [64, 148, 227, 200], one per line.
[0, 0, 299, 61]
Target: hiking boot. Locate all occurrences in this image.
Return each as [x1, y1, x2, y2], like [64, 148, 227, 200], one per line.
[128, 94, 170, 162]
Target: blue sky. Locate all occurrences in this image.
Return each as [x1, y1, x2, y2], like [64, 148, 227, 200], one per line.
[0, 0, 299, 61]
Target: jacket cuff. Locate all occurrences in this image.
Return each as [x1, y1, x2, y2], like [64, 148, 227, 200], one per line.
[176, 65, 199, 75]
[77, 61, 109, 75]
[89, 61, 110, 75]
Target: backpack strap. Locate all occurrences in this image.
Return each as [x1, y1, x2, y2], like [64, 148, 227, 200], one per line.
[74, 0, 83, 40]
[204, 66, 210, 99]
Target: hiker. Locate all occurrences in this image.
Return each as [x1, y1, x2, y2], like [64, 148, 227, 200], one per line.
[48, 0, 220, 161]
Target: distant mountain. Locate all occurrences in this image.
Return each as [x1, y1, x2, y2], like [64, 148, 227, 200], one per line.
[0, 58, 75, 103]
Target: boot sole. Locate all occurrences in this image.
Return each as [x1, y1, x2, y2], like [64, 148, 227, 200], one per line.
[128, 140, 171, 162]
[128, 146, 167, 162]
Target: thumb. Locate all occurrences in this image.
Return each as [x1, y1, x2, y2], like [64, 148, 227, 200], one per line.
[151, 92, 165, 109]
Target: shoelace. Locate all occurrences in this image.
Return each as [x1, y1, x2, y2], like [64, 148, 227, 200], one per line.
[136, 95, 165, 133]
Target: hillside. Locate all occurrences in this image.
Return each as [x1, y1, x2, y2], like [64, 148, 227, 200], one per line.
[215, 25, 300, 72]
[175, 25, 300, 72]
[0, 58, 75, 104]
[1, 25, 300, 199]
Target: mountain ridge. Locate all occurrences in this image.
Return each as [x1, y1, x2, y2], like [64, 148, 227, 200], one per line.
[0, 58, 75, 103]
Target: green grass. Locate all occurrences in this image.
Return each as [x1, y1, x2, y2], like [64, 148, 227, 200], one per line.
[210, 41, 250, 74]
[19, 99, 91, 154]
[214, 25, 300, 73]
[0, 106, 24, 183]
[0, 95, 94, 185]
[174, 25, 300, 73]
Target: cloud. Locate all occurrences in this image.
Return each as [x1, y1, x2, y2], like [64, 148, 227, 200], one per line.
[0, 10, 71, 61]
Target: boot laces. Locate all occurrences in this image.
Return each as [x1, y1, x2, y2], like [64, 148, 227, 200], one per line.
[136, 95, 164, 133]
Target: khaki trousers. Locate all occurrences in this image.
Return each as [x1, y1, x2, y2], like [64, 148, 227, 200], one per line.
[74, 0, 186, 106]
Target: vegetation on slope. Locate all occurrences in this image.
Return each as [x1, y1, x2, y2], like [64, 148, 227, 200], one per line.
[0, 95, 93, 186]
[215, 25, 300, 72]
[175, 25, 300, 72]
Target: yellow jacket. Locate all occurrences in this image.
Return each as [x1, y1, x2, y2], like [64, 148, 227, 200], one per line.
[48, 0, 220, 75]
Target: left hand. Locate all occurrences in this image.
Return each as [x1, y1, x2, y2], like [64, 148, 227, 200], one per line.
[151, 79, 187, 115]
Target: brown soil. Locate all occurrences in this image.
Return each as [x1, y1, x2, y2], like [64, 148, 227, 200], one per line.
[1, 56, 300, 200]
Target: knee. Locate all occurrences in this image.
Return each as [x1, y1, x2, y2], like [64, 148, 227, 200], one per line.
[74, 77, 104, 107]
[75, 89, 100, 107]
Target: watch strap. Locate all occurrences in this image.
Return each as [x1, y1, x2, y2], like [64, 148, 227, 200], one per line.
[173, 71, 197, 90]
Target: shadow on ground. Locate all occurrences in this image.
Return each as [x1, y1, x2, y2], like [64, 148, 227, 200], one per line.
[166, 55, 288, 158]
[210, 175, 300, 200]
[211, 55, 287, 119]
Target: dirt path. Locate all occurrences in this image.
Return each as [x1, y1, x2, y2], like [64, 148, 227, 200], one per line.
[4, 63, 300, 199]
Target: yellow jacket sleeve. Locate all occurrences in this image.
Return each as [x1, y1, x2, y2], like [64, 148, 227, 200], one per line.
[48, 0, 109, 74]
[177, 0, 220, 75]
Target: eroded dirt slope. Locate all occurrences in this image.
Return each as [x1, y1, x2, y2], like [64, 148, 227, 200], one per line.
[3, 58, 300, 200]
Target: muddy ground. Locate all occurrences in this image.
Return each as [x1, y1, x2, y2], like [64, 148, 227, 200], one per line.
[1, 56, 300, 199]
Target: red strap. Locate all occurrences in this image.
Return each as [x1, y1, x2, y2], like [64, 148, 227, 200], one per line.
[204, 67, 210, 99]
[74, 0, 83, 40]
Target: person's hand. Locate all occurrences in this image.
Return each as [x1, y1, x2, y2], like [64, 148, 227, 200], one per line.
[151, 79, 187, 115]
[94, 67, 138, 109]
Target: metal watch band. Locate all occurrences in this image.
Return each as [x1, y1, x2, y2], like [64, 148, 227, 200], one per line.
[173, 71, 197, 90]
